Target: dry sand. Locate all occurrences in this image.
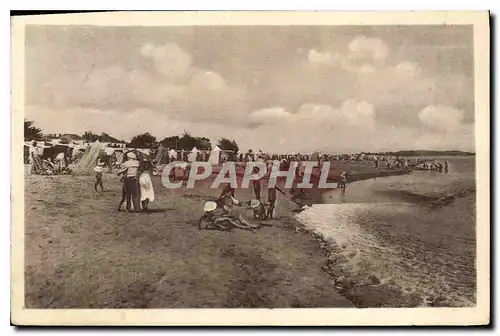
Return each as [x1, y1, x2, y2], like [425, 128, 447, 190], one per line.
[24, 172, 355, 308]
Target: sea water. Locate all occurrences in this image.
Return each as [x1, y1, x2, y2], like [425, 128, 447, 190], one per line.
[295, 157, 476, 307]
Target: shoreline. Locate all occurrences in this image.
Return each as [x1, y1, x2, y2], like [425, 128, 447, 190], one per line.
[24, 166, 473, 308]
[291, 172, 476, 308]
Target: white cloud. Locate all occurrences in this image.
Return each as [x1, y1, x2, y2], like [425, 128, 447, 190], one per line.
[416, 105, 473, 151]
[25, 33, 473, 153]
[141, 42, 193, 79]
[348, 36, 390, 63]
[418, 105, 465, 132]
[248, 107, 291, 124]
[27, 101, 473, 153]
[303, 37, 453, 109]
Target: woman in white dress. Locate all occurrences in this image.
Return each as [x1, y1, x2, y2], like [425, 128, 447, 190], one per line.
[139, 159, 156, 212]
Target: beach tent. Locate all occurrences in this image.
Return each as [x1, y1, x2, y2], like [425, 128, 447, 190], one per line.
[188, 147, 198, 162]
[72, 141, 106, 173]
[311, 151, 321, 162]
[135, 148, 151, 156]
[154, 145, 169, 165]
[209, 146, 221, 165]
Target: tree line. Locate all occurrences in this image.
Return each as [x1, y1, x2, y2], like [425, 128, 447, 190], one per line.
[24, 120, 240, 153]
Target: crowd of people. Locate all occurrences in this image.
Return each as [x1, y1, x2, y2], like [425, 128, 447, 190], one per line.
[27, 141, 73, 175]
[420, 161, 449, 173]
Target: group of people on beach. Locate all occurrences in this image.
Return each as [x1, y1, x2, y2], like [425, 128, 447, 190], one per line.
[373, 156, 409, 170]
[94, 151, 157, 213]
[422, 161, 449, 173]
[27, 141, 71, 175]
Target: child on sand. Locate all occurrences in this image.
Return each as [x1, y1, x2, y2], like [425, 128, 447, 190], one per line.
[339, 171, 348, 195]
[93, 158, 106, 192]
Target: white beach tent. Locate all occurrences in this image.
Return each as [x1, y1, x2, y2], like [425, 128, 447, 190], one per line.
[188, 147, 198, 162]
[168, 149, 178, 160]
[209, 146, 221, 165]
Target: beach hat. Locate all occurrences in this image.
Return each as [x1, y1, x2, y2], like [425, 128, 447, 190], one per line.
[127, 152, 136, 160]
[203, 201, 217, 212]
[250, 199, 261, 209]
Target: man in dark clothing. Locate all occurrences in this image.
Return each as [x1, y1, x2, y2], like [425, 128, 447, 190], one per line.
[251, 166, 261, 201]
[117, 152, 141, 212]
[267, 184, 285, 219]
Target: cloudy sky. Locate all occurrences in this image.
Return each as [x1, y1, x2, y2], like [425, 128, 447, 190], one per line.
[25, 25, 474, 153]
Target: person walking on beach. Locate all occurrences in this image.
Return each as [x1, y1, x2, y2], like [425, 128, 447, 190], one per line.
[438, 162, 443, 173]
[444, 161, 449, 174]
[117, 152, 141, 212]
[139, 158, 156, 212]
[93, 158, 106, 192]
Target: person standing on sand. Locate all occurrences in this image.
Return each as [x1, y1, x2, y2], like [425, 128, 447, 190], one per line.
[267, 184, 285, 219]
[444, 161, 449, 174]
[339, 171, 348, 195]
[28, 142, 38, 175]
[93, 158, 106, 192]
[251, 166, 262, 201]
[55, 151, 66, 175]
[138, 158, 156, 212]
[117, 152, 141, 212]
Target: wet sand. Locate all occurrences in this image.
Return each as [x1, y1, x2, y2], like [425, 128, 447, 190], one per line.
[296, 171, 476, 307]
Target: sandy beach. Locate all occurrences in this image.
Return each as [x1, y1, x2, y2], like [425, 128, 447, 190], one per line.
[23, 157, 475, 308]
[24, 172, 355, 308]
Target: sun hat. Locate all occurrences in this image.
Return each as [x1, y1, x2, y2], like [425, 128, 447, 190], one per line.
[203, 201, 217, 212]
[127, 152, 136, 160]
[250, 199, 261, 209]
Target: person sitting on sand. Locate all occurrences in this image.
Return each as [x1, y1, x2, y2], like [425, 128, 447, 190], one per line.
[219, 182, 235, 200]
[117, 152, 141, 212]
[250, 199, 267, 220]
[203, 196, 260, 231]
